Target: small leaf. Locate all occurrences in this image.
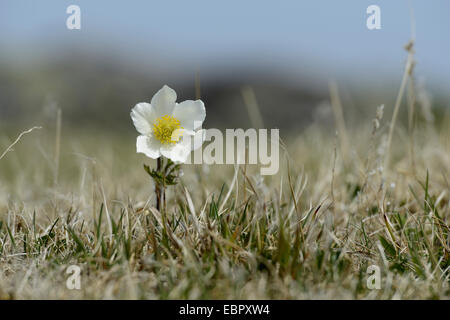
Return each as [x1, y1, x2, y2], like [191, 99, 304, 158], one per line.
[379, 235, 396, 258]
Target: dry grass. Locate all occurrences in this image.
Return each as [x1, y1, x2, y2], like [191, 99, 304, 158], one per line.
[0, 103, 449, 300]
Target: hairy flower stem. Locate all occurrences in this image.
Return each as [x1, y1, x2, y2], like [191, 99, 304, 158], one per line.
[144, 157, 181, 226]
[156, 158, 163, 212]
[155, 157, 168, 244]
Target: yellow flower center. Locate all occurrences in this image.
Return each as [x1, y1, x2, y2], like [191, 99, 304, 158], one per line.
[152, 115, 183, 144]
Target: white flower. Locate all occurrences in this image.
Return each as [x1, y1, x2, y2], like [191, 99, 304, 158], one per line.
[131, 85, 206, 163]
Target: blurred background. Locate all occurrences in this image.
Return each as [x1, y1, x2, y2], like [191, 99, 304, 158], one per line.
[0, 0, 449, 135]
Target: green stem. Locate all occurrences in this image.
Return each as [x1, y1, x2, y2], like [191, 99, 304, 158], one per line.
[156, 158, 162, 211]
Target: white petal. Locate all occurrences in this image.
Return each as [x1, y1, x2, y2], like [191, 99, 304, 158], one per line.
[160, 138, 192, 163]
[131, 102, 158, 135]
[160, 130, 205, 163]
[151, 85, 177, 117]
[191, 129, 206, 151]
[136, 135, 161, 159]
[172, 100, 206, 131]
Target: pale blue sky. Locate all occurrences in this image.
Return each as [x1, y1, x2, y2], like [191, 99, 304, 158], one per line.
[1, 0, 449, 89]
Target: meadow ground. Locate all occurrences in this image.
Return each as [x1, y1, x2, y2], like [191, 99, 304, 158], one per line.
[0, 101, 449, 299]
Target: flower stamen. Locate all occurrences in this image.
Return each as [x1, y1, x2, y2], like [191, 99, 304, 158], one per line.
[153, 115, 183, 144]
